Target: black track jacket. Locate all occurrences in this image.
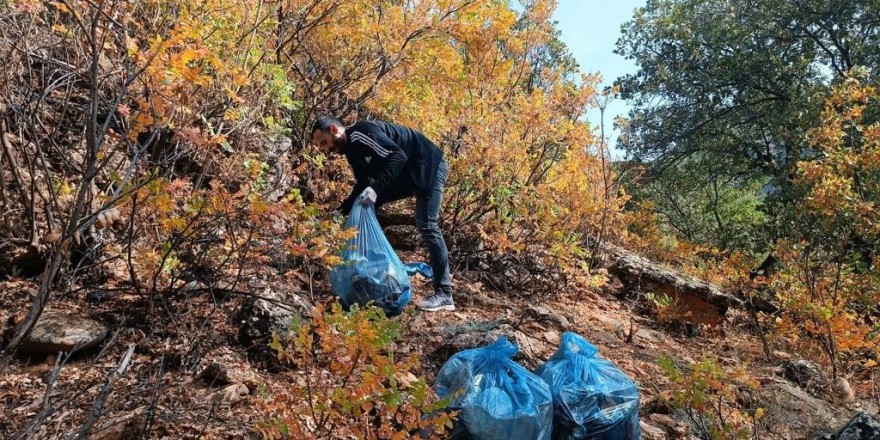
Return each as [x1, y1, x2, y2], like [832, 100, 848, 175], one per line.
[339, 120, 444, 215]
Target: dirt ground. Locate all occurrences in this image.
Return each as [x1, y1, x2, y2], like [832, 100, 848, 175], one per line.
[1, 248, 877, 439]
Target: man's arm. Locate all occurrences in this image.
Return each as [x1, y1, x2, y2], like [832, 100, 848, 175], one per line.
[349, 127, 407, 195]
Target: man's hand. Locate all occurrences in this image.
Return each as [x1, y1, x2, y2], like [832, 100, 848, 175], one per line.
[360, 186, 377, 205]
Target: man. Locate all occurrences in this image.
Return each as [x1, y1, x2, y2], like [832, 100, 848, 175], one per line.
[311, 116, 455, 312]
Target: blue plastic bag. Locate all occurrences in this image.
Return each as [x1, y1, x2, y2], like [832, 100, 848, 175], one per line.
[536, 332, 640, 440]
[405, 262, 433, 279]
[330, 200, 411, 316]
[434, 337, 554, 440]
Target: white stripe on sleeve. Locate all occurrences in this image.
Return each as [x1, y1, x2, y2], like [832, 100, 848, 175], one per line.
[350, 131, 392, 157]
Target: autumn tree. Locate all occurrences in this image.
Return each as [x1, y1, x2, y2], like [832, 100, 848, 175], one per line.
[274, 0, 621, 290]
[773, 71, 880, 378]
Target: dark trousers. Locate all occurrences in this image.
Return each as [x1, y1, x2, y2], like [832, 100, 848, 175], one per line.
[376, 160, 452, 292]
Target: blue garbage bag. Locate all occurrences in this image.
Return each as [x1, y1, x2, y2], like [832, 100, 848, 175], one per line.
[330, 200, 411, 316]
[434, 337, 553, 440]
[536, 332, 640, 440]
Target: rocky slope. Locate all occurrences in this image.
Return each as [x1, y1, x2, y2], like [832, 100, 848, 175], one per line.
[1, 243, 878, 439]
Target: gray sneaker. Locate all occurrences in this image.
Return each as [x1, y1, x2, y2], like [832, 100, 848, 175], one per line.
[417, 290, 455, 312]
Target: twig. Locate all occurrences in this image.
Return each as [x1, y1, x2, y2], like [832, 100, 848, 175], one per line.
[746, 291, 772, 362]
[0, 119, 33, 227]
[625, 317, 636, 344]
[0, 248, 68, 372]
[141, 353, 167, 436]
[590, 90, 614, 269]
[73, 344, 136, 439]
[0, 125, 9, 222]
[93, 328, 120, 362]
[11, 350, 74, 440]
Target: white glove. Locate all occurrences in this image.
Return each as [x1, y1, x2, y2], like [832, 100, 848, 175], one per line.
[360, 186, 377, 205]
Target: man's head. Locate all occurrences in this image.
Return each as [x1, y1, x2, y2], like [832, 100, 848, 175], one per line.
[311, 116, 347, 155]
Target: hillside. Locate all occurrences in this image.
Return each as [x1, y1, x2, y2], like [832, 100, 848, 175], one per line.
[2, 235, 877, 438]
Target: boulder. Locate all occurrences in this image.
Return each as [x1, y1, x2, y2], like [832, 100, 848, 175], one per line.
[830, 377, 855, 404]
[523, 304, 571, 329]
[443, 320, 511, 353]
[640, 420, 669, 440]
[206, 382, 249, 408]
[635, 328, 665, 344]
[820, 413, 880, 440]
[199, 347, 260, 392]
[22, 311, 107, 354]
[435, 312, 562, 370]
[780, 359, 827, 395]
[600, 244, 742, 326]
[237, 286, 312, 346]
[650, 413, 689, 437]
[760, 382, 851, 439]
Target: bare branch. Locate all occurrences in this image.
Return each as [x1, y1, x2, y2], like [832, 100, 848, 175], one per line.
[72, 344, 136, 439]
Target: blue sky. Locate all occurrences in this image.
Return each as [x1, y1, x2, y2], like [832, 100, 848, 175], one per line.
[552, 0, 645, 157]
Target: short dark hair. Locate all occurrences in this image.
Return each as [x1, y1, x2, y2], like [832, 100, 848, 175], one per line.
[311, 116, 342, 134]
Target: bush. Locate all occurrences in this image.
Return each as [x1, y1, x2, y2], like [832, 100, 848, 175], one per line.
[255, 303, 453, 439]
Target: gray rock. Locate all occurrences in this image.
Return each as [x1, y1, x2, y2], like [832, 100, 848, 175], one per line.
[601, 276, 625, 295]
[207, 382, 249, 408]
[831, 376, 856, 404]
[434, 320, 511, 363]
[603, 243, 742, 311]
[445, 320, 511, 351]
[201, 362, 240, 384]
[237, 286, 312, 367]
[438, 320, 551, 369]
[640, 420, 669, 440]
[22, 311, 107, 354]
[89, 406, 146, 440]
[258, 135, 292, 163]
[651, 413, 690, 437]
[835, 413, 880, 440]
[761, 382, 851, 439]
[523, 304, 571, 329]
[781, 359, 827, 394]
[199, 347, 260, 392]
[589, 328, 620, 345]
[635, 328, 664, 344]
[594, 314, 623, 329]
[238, 286, 312, 344]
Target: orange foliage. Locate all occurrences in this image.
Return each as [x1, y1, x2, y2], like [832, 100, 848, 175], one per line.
[256, 303, 453, 439]
[772, 70, 880, 377]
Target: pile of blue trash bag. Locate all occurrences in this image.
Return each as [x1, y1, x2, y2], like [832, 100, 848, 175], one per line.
[330, 200, 411, 317]
[434, 337, 554, 440]
[433, 333, 641, 440]
[536, 332, 641, 439]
